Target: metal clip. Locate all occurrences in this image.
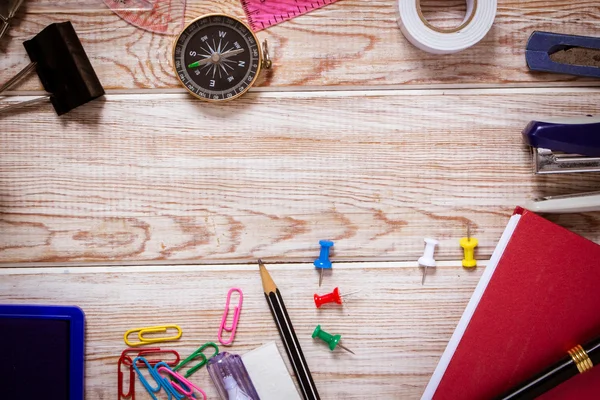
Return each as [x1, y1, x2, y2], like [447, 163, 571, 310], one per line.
[533, 147, 600, 174]
[132, 357, 163, 400]
[0, 62, 50, 115]
[173, 342, 219, 378]
[156, 364, 208, 400]
[138, 348, 181, 367]
[118, 355, 136, 400]
[218, 288, 243, 346]
[0, 0, 25, 42]
[0, 21, 104, 116]
[124, 325, 182, 347]
[152, 362, 187, 400]
[261, 39, 272, 69]
[120, 347, 179, 400]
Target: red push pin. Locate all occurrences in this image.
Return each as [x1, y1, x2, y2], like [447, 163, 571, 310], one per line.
[313, 287, 360, 308]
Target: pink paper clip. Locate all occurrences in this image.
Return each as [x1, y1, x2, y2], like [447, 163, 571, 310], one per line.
[157, 366, 208, 400]
[218, 288, 243, 346]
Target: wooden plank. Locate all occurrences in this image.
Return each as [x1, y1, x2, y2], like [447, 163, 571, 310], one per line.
[1, 89, 600, 265]
[0, 262, 484, 399]
[2, 0, 600, 91]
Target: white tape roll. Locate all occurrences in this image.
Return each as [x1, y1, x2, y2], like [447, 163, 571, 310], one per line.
[398, 0, 497, 54]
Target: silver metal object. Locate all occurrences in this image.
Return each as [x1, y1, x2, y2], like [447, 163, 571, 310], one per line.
[533, 147, 600, 174]
[0, 62, 50, 115]
[0, 0, 25, 42]
[262, 39, 272, 69]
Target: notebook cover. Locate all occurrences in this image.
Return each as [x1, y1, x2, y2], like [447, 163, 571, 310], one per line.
[428, 208, 600, 399]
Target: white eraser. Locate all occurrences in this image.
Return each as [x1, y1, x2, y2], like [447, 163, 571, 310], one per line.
[242, 342, 301, 400]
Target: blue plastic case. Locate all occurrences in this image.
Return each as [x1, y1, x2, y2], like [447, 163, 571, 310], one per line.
[0, 304, 85, 400]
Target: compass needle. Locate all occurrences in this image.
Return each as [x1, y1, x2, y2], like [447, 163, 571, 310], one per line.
[221, 48, 245, 60]
[220, 63, 229, 76]
[188, 56, 212, 69]
[174, 14, 271, 102]
[200, 44, 212, 55]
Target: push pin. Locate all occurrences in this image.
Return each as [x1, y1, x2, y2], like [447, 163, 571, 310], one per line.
[460, 225, 478, 268]
[418, 238, 438, 285]
[0, 21, 104, 116]
[313, 287, 360, 308]
[314, 240, 333, 287]
[312, 325, 354, 355]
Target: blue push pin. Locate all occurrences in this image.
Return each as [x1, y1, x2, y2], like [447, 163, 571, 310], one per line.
[314, 240, 334, 287]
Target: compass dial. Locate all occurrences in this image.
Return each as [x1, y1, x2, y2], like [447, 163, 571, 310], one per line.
[173, 14, 262, 102]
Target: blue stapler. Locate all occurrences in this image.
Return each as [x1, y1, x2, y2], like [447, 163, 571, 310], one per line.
[526, 31, 600, 78]
[522, 117, 600, 174]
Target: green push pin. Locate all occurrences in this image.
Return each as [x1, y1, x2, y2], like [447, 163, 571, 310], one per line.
[312, 325, 355, 355]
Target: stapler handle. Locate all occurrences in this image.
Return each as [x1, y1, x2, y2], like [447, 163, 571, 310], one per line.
[522, 120, 600, 157]
[526, 31, 600, 78]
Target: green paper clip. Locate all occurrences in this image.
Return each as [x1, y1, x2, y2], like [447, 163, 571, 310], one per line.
[173, 342, 219, 377]
[312, 325, 355, 355]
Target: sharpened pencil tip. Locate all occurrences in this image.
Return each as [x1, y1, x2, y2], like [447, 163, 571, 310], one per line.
[258, 259, 277, 293]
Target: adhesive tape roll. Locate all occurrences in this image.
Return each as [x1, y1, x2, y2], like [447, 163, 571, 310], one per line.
[398, 0, 497, 54]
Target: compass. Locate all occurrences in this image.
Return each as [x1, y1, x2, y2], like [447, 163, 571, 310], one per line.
[173, 14, 271, 102]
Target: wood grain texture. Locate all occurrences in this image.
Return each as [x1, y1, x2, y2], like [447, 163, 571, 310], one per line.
[2, 0, 600, 91]
[0, 262, 485, 399]
[1, 89, 600, 265]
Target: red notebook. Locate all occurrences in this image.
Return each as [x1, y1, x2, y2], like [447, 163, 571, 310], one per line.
[422, 208, 600, 399]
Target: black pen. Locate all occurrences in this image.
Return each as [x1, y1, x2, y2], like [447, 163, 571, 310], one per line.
[497, 335, 600, 399]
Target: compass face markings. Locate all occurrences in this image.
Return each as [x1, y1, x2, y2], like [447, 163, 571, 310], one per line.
[174, 14, 261, 101]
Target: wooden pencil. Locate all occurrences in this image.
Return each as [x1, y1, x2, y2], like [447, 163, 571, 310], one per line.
[258, 259, 321, 400]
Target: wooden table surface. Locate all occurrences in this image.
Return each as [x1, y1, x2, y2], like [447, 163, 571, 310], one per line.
[1, 1, 600, 399]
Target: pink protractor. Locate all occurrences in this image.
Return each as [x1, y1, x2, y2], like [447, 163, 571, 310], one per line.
[103, 0, 187, 35]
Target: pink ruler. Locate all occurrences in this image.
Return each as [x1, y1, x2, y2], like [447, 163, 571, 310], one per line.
[240, 0, 339, 32]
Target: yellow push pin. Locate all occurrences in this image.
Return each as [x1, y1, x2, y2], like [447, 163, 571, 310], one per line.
[460, 225, 478, 268]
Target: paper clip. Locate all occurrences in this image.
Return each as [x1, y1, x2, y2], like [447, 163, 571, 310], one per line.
[218, 288, 243, 346]
[119, 348, 162, 400]
[118, 355, 135, 400]
[173, 342, 219, 378]
[153, 362, 187, 400]
[132, 357, 163, 400]
[124, 324, 182, 347]
[138, 349, 181, 367]
[157, 365, 208, 400]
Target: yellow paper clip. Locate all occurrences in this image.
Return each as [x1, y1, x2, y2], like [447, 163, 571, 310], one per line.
[124, 325, 182, 347]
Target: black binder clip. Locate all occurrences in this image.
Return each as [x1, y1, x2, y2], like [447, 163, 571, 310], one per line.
[0, 21, 105, 116]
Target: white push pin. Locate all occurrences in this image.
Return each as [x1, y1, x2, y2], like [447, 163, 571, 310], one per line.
[418, 238, 438, 285]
